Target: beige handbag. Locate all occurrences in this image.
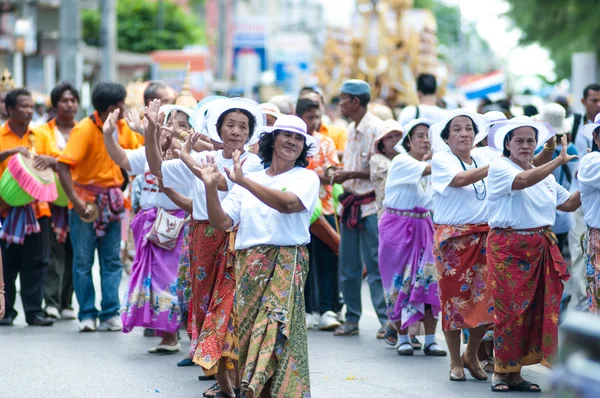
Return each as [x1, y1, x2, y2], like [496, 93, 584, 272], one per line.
[146, 208, 184, 250]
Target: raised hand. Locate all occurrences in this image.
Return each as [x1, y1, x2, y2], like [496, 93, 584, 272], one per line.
[223, 150, 247, 185]
[557, 135, 578, 165]
[182, 131, 202, 156]
[192, 155, 221, 188]
[144, 99, 161, 131]
[125, 108, 143, 133]
[102, 109, 120, 136]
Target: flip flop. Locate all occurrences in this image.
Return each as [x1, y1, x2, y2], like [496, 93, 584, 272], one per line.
[491, 379, 510, 393]
[148, 343, 181, 354]
[411, 335, 422, 350]
[461, 354, 488, 380]
[509, 380, 542, 393]
[203, 383, 219, 397]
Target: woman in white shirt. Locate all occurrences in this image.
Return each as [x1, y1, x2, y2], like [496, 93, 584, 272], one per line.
[378, 118, 448, 357]
[431, 109, 493, 382]
[580, 116, 600, 314]
[486, 118, 580, 392]
[194, 115, 319, 398]
[102, 105, 193, 354]
[145, 98, 264, 398]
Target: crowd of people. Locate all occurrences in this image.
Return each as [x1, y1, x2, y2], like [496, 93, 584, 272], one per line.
[0, 72, 599, 397]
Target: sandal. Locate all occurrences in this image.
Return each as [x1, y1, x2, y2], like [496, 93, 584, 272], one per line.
[423, 342, 447, 356]
[410, 335, 422, 350]
[334, 322, 359, 336]
[461, 354, 488, 380]
[483, 357, 495, 373]
[449, 367, 466, 382]
[382, 325, 398, 346]
[397, 342, 415, 356]
[203, 383, 219, 397]
[214, 392, 235, 398]
[491, 379, 510, 393]
[376, 326, 386, 339]
[509, 380, 542, 393]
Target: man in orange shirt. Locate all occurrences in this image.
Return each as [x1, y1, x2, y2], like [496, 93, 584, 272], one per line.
[57, 82, 141, 333]
[0, 88, 61, 327]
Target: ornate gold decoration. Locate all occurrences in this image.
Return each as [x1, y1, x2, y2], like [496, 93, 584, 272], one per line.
[0, 69, 15, 93]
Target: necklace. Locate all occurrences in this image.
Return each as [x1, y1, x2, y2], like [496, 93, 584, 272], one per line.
[454, 155, 487, 201]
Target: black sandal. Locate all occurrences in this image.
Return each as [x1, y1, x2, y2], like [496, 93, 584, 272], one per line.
[509, 380, 542, 393]
[397, 342, 415, 356]
[382, 325, 398, 346]
[203, 383, 220, 397]
[410, 335, 422, 350]
[491, 379, 510, 392]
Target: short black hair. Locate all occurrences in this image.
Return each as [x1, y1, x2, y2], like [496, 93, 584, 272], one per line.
[296, 98, 320, 117]
[91, 83, 127, 113]
[583, 83, 600, 99]
[402, 123, 429, 153]
[593, 127, 600, 152]
[5, 88, 31, 111]
[144, 80, 168, 105]
[440, 116, 479, 140]
[216, 108, 256, 142]
[349, 93, 370, 108]
[257, 131, 311, 168]
[502, 126, 539, 157]
[51, 82, 80, 108]
[523, 104, 538, 117]
[417, 74, 437, 95]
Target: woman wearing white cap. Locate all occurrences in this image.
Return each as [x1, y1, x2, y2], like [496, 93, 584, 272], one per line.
[378, 118, 447, 357]
[431, 109, 493, 382]
[580, 115, 600, 314]
[486, 118, 580, 392]
[194, 114, 319, 397]
[370, 119, 404, 219]
[145, 98, 264, 397]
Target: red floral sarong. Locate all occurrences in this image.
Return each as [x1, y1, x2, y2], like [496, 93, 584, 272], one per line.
[433, 223, 494, 331]
[487, 227, 569, 373]
[585, 227, 600, 314]
[188, 220, 227, 358]
[193, 230, 239, 374]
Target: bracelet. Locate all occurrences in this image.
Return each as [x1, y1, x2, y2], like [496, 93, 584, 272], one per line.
[544, 144, 556, 152]
[180, 132, 190, 143]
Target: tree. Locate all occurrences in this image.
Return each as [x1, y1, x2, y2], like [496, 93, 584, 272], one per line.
[82, 0, 205, 53]
[504, 0, 600, 79]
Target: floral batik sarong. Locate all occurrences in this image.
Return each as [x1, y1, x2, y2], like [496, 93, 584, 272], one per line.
[176, 218, 192, 325]
[584, 227, 600, 314]
[236, 245, 311, 398]
[487, 227, 569, 372]
[379, 208, 440, 329]
[433, 223, 494, 331]
[188, 220, 227, 357]
[193, 230, 239, 374]
[121, 207, 185, 334]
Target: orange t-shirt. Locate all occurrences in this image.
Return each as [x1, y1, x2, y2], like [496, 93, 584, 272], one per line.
[58, 111, 141, 190]
[320, 124, 348, 152]
[0, 122, 61, 218]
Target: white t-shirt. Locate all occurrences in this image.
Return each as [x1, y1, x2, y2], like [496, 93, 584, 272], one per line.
[383, 154, 432, 211]
[398, 104, 447, 127]
[578, 152, 600, 229]
[487, 157, 571, 229]
[471, 146, 501, 165]
[125, 148, 189, 211]
[221, 167, 320, 250]
[432, 151, 488, 225]
[161, 150, 263, 220]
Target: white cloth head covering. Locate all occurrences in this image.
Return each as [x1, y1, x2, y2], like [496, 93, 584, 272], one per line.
[429, 109, 485, 153]
[261, 114, 317, 156]
[205, 98, 265, 146]
[394, 118, 434, 153]
[493, 115, 554, 152]
[160, 105, 197, 130]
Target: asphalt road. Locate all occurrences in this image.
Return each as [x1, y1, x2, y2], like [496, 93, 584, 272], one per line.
[0, 271, 551, 398]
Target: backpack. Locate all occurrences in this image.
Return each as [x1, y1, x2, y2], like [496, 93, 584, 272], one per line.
[571, 113, 582, 142]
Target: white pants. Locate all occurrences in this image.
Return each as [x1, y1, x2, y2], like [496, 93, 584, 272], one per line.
[566, 207, 588, 308]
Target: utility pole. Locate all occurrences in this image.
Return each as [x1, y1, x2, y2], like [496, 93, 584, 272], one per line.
[217, 0, 227, 80]
[59, 0, 81, 87]
[100, 0, 117, 82]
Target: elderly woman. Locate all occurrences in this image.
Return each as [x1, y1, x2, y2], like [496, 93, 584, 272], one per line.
[370, 119, 403, 218]
[195, 115, 319, 398]
[378, 118, 447, 357]
[102, 106, 191, 353]
[431, 109, 493, 382]
[145, 98, 263, 397]
[579, 115, 600, 314]
[486, 117, 580, 392]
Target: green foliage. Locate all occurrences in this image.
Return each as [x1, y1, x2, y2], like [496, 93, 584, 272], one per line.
[505, 0, 600, 79]
[82, 0, 205, 53]
[414, 0, 462, 47]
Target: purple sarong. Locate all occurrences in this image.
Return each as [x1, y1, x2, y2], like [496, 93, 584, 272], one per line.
[121, 207, 185, 334]
[378, 207, 440, 329]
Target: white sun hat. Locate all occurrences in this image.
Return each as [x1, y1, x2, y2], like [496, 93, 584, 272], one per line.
[374, 119, 403, 153]
[493, 115, 555, 152]
[205, 97, 265, 146]
[474, 111, 507, 147]
[394, 118, 434, 153]
[538, 103, 568, 135]
[194, 98, 227, 136]
[582, 113, 600, 142]
[258, 103, 282, 119]
[261, 114, 317, 156]
[429, 109, 485, 153]
[160, 105, 197, 130]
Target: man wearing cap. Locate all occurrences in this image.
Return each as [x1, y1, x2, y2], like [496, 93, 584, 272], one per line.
[333, 79, 388, 337]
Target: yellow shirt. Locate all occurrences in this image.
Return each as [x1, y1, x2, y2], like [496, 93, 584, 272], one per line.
[320, 124, 348, 152]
